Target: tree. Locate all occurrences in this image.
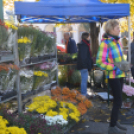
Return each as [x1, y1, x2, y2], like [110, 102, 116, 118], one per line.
[100, 0, 134, 33]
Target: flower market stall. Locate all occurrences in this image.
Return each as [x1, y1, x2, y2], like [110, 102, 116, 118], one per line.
[0, 0, 131, 134]
[0, 20, 58, 111]
[14, 0, 131, 87]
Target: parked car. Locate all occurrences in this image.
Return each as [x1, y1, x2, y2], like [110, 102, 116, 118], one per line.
[57, 43, 65, 52]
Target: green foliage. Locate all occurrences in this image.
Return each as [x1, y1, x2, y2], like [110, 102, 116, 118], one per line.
[69, 70, 81, 84]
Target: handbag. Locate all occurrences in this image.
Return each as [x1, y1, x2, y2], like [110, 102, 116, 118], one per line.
[107, 40, 130, 72]
[114, 59, 130, 72]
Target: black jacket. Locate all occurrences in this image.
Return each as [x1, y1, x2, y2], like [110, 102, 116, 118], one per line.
[77, 40, 93, 71]
[67, 38, 77, 54]
[131, 41, 134, 65]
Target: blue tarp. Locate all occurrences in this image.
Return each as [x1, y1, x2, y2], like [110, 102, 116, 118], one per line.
[14, 0, 130, 23]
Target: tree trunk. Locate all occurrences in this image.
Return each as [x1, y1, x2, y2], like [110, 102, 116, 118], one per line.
[89, 23, 100, 57]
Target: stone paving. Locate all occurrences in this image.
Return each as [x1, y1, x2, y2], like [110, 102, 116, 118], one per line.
[68, 121, 134, 134]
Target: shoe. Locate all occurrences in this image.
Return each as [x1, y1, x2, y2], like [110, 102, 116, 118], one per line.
[108, 126, 126, 134]
[116, 122, 127, 131]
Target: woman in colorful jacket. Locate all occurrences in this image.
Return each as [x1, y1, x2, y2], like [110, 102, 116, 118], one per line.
[96, 20, 127, 134]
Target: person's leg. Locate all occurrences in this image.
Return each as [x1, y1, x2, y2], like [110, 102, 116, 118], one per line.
[80, 69, 88, 96]
[108, 78, 123, 127]
[120, 78, 124, 90]
[131, 67, 134, 79]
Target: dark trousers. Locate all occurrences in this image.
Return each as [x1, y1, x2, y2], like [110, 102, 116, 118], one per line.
[131, 67, 134, 79]
[108, 78, 124, 127]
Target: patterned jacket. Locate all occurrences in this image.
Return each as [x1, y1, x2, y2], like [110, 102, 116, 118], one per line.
[96, 34, 125, 79]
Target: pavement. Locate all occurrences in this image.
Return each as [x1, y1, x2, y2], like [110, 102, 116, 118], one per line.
[68, 121, 134, 134]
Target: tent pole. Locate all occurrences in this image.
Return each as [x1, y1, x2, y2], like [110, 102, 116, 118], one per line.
[0, 0, 4, 21]
[128, 16, 131, 86]
[100, 23, 102, 44]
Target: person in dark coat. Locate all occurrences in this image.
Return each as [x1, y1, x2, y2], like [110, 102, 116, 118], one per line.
[130, 39, 134, 78]
[63, 33, 77, 88]
[77, 32, 93, 96]
[64, 33, 77, 54]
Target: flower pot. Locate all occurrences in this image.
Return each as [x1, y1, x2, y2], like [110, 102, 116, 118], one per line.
[122, 99, 133, 109]
[38, 56, 44, 61]
[1, 90, 17, 101]
[43, 55, 50, 60]
[1, 51, 12, 56]
[22, 91, 33, 100]
[31, 57, 39, 63]
[25, 58, 31, 64]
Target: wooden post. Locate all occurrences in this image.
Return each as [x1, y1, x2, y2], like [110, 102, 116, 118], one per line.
[0, 0, 4, 21]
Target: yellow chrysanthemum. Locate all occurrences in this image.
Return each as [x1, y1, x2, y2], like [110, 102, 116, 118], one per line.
[18, 37, 31, 44]
[59, 112, 68, 120]
[7, 127, 27, 134]
[59, 108, 69, 114]
[69, 113, 80, 122]
[46, 110, 58, 117]
[34, 71, 48, 77]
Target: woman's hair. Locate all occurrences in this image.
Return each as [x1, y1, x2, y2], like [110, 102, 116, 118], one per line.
[82, 32, 90, 40]
[104, 19, 119, 34]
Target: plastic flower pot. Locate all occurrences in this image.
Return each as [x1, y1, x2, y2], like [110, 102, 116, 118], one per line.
[31, 57, 39, 63]
[38, 56, 44, 61]
[25, 58, 31, 64]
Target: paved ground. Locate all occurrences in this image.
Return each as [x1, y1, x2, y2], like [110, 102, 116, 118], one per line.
[68, 121, 134, 134]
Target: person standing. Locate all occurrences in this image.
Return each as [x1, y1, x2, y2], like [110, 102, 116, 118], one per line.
[96, 20, 127, 134]
[130, 38, 134, 79]
[64, 32, 77, 54]
[63, 33, 77, 88]
[77, 32, 93, 97]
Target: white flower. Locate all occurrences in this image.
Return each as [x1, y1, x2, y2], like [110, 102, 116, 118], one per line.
[45, 115, 68, 126]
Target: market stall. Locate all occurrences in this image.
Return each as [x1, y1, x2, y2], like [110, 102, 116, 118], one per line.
[0, 0, 131, 134]
[14, 0, 131, 85]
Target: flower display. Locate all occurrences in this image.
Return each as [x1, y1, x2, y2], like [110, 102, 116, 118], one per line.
[27, 95, 81, 123]
[0, 64, 19, 91]
[0, 116, 27, 134]
[0, 22, 8, 50]
[78, 102, 87, 115]
[51, 87, 93, 116]
[123, 84, 134, 96]
[32, 71, 48, 90]
[76, 94, 86, 102]
[0, 109, 62, 134]
[34, 60, 57, 71]
[46, 110, 58, 117]
[62, 87, 70, 95]
[18, 37, 31, 44]
[45, 115, 68, 126]
[33, 71, 48, 77]
[5, 22, 18, 30]
[20, 70, 33, 94]
[84, 99, 93, 108]
[18, 37, 32, 61]
[51, 86, 62, 96]
[17, 25, 56, 59]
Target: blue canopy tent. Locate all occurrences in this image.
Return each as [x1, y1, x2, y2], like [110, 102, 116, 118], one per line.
[14, 0, 131, 85]
[14, 0, 130, 23]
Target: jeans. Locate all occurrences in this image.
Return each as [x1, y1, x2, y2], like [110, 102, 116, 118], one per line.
[108, 78, 124, 127]
[80, 69, 88, 96]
